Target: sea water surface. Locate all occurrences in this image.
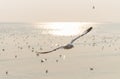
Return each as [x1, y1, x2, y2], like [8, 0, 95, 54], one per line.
[0, 22, 120, 79]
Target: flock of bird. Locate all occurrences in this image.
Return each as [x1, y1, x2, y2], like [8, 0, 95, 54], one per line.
[0, 2, 116, 76]
[0, 27, 90, 75]
[0, 25, 120, 77]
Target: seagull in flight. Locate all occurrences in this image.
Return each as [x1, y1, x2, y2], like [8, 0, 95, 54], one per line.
[36, 27, 93, 54]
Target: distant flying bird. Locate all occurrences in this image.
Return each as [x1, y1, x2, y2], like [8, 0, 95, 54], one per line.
[36, 27, 93, 54]
[92, 6, 95, 9]
[91, 0, 95, 9]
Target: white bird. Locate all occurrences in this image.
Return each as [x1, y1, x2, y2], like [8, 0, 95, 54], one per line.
[36, 27, 93, 54]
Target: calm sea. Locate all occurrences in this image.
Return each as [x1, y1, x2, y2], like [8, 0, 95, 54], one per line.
[0, 22, 120, 79]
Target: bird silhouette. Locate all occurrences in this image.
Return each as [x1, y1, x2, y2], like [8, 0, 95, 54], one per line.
[92, 6, 95, 9]
[36, 27, 93, 54]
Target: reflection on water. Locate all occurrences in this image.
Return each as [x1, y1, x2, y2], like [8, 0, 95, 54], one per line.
[35, 22, 96, 36]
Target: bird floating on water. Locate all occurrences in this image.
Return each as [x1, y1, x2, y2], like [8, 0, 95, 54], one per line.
[36, 27, 93, 54]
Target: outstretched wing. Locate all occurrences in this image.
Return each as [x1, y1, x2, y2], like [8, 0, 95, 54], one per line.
[70, 27, 93, 44]
[36, 46, 64, 54]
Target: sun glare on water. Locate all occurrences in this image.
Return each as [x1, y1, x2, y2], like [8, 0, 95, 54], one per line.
[36, 22, 95, 36]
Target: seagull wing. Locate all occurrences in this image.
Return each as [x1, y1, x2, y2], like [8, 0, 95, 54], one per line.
[36, 46, 64, 54]
[70, 27, 93, 44]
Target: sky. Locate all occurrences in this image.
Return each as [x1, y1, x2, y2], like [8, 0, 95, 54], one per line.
[0, 0, 120, 23]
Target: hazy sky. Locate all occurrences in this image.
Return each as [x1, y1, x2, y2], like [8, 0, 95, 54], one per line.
[0, 0, 120, 23]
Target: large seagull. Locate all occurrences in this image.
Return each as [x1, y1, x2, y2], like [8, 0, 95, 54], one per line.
[36, 27, 93, 54]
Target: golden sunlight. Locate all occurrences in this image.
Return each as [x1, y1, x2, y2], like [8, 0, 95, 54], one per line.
[36, 22, 95, 36]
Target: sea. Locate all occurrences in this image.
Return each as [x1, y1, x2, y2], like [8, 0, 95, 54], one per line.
[0, 22, 120, 79]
